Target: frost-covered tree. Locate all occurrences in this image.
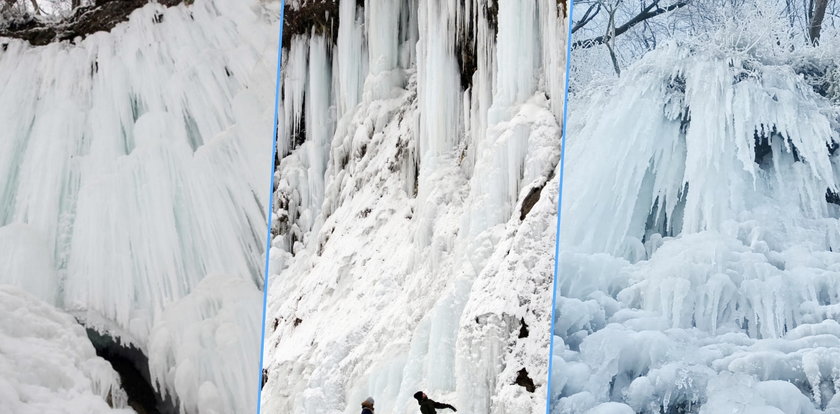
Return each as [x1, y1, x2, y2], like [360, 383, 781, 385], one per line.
[571, 0, 690, 75]
[0, 0, 88, 19]
[571, 0, 840, 82]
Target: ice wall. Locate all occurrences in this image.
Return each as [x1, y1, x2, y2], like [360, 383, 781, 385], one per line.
[552, 42, 840, 413]
[264, 1, 568, 413]
[0, 1, 280, 412]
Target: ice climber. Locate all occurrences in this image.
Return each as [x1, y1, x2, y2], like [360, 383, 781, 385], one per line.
[361, 396, 375, 414]
[413, 391, 457, 413]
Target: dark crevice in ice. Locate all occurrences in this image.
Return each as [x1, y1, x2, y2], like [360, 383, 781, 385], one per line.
[86, 327, 179, 414]
[519, 184, 543, 221]
[514, 368, 536, 392]
[827, 188, 840, 206]
[518, 317, 529, 338]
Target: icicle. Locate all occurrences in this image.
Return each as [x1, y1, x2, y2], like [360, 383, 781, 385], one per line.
[335, 0, 367, 120]
[461, 0, 496, 176]
[301, 34, 335, 238]
[489, 0, 540, 125]
[538, 1, 567, 121]
[364, 0, 404, 99]
[281, 35, 309, 157]
[415, 0, 461, 161]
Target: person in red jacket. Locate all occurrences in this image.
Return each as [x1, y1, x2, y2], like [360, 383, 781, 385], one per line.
[413, 391, 457, 413]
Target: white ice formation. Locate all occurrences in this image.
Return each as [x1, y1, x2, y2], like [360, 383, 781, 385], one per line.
[0, 284, 132, 414]
[0, 0, 279, 412]
[262, 1, 567, 413]
[553, 38, 840, 413]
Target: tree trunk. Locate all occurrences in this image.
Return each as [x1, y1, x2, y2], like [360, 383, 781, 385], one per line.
[809, 0, 829, 45]
[606, 4, 621, 76]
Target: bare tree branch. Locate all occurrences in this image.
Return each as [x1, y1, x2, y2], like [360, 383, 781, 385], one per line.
[573, 0, 690, 48]
[572, 2, 603, 33]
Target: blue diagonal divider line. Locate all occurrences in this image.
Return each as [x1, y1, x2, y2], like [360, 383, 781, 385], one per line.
[545, 1, 576, 413]
[257, 2, 285, 413]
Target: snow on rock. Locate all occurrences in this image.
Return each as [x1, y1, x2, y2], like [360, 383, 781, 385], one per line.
[0, 284, 133, 414]
[0, 1, 279, 412]
[263, 1, 568, 413]
[553, 30, 840, 414]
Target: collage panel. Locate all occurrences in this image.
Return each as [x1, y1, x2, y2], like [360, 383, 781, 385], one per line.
[0, 0, 280, 413]
[552, 1, 840, 413]
[261, 1, 569, 413]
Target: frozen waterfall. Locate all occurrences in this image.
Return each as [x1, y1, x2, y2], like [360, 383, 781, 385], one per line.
[263, 1, 567, 413]
[552, 38, 840, 413]
[0, 0, 280, 412]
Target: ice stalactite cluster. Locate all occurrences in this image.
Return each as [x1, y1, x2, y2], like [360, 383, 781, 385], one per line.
[265, 1, 567, 413]
[0, 0, 279, 412]
[553, 42, 840, 413]
[149, 275, 263, 414]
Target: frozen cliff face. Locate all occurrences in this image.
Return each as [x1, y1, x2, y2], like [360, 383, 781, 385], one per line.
[0, 0, 280, 412]
[552, 35, 840, 413]
[263, 1, 568, 413]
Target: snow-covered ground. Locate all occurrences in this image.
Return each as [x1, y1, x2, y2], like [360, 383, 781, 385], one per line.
[262, 1, 567, 413]
[552, 10, 840, 413]
[0, 284, 132, 414]
[0, 0, 279, 412]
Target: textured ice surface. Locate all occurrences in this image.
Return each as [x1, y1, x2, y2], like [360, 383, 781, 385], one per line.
[553, 39, 840, 413]
[149, 275, 263, 414]
[263, 1, 567, 413]
[0, 1, 279, 412]
[0, 285, 133, 414]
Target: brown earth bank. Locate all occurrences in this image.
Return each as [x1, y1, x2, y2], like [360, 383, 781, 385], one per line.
[0, 0, 184, 46]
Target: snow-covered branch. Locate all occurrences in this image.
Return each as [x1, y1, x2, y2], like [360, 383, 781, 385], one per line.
[573, 0, 690, 49]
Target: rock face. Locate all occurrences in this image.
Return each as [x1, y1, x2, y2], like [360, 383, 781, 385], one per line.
[0, 0, 183, 46]
[280, 0, 343, 48]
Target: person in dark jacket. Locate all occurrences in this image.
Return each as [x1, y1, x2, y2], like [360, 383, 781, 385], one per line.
[413, 391, 456, 413]
[361, 396, 375, 414]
